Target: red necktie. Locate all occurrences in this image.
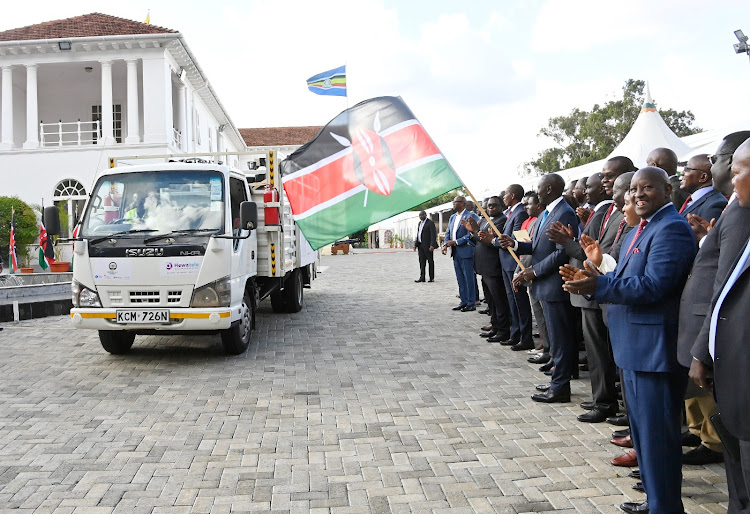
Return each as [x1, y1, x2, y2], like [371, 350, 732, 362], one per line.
[612, 218, 627, 244]
[625, 219, 648, 256]
[679, 195, 692, 214]
[598, 204, 615, 238]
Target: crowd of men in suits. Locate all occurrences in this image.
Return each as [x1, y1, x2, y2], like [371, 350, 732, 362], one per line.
[431, 131, 750, 513]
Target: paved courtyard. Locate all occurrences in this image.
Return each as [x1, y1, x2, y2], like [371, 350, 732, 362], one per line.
[0, 249, 729, 513]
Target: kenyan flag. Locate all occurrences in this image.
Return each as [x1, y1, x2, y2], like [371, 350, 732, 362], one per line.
[280, 96, 463, 250]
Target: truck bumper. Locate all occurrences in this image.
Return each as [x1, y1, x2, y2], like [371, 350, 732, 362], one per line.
[70, 308, 234, 331]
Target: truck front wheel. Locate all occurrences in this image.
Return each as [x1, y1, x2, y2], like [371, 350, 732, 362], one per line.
[99, 331, 136, 354]
[221, 289, 254, 355]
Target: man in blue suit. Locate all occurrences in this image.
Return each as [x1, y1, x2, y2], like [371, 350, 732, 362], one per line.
[563, 167, 697, 514]
[499, 173, 579, 402]
[679, 154, 727, 223]
[492, 184, 533, 348]
[442, 195, 480, 311]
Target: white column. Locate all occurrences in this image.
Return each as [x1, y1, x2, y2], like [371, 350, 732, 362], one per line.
[125, 59, 140, 144]
[22, 64, 39, 149]
[0, 66, 14, 150]
[176, 83, 186, 150]
[99, 61, 115, 145]
[141, 56, 172, 144]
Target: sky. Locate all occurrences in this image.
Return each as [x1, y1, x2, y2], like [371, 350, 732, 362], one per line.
[3, 0, 750, 193]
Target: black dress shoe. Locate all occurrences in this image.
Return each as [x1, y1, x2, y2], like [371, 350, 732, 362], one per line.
[461, 305, 476, 312]
[452, 304, 466, 311]
[607, 414, 629, 426]
[531, 388, 571, 403]
[682, 444, 724, 465]
[511, 342, 534, 351]
[628, 469, 640, 479]
[577, 408, 616, 423]
[478, 309, 489, 315]
[619, 501, 648, 513]
[613, 428, 631, 439]
[544, 370, 553, 376]
[528, 353, 550, 364]
[415, 279, 425, 283]
[428, 279, 434, 282]
[500, 339, 517, 346]
[579, 363, 589, 371]
[486, 334, 507, 343]
[480, 331, 497, 338]
[681, 430, 701, 447]
[535, 384, 551, 392]
[632, 482, 645, 492]
[539, 361, 553, 372]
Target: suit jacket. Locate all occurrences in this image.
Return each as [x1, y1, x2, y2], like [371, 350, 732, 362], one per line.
[414, 218, 437, 249]
[563, 202, 612, 309]
[710, 240, 750, 439]
[516, 198, 578, 302]
[681, 188, 727, 223]
[498, 204, 529, 272]
[687, 201, 750, 366]
[473, 214, 506, 277]
[444, 210, 480, 259]
[594, 204, 697, 372]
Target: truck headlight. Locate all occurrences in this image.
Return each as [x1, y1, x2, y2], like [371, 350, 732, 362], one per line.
[72, 281, 101, 308]
[191, 276, 231, 307]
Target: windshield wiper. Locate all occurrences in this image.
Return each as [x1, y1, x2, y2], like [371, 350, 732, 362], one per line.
[89, 229, 158, 245]
[143, 229, 219, 244]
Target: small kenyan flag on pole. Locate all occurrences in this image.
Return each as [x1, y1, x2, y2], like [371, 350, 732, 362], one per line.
[280, 96, 463, 250]
[38, 200, 56, 270]
[9, 206, 18, 274]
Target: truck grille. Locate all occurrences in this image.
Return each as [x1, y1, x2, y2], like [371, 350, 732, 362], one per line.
[130, 291, 160, 304]
[102, 288, 188, 307]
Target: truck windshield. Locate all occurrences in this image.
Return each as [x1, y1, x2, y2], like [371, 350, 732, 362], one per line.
[81, 170, 224, 238]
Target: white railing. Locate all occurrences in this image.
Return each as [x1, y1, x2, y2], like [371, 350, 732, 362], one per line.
[172, 128, 183, 149]
[40, 120, 100, 147]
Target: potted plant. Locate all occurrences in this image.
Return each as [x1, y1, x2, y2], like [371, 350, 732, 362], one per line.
[0, 196, 37, 273]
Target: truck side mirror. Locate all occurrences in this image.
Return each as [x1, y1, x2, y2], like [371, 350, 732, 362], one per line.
[44, 205, 61, 236]
[240, 201, 258, 231]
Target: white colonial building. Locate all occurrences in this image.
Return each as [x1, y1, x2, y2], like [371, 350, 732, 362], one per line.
[0, 13, 248, 234]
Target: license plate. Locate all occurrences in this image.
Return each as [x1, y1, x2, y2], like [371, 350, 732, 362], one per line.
[116, 309, 170, 324]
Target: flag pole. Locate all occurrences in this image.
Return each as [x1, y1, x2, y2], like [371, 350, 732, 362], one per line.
[463, 186, 525, 270]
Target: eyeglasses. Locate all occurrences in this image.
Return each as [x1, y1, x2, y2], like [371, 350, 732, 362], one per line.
[708, 154, 732, 165]
[682, 167, 707, 173]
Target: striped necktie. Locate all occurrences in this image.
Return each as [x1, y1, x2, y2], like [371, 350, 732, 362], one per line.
[625, 219, 648, 256]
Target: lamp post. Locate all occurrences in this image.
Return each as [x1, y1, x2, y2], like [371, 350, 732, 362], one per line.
[734, 29, 750, 62]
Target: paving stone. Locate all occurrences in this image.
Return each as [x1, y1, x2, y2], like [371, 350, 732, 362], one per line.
[0, 250, 730, 512]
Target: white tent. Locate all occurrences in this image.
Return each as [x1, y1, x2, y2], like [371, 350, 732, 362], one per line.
[522, 84, 750, 191]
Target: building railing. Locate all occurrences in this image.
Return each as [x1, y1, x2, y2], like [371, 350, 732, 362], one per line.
[40, 120, 100, 147]
[172, 128, 182, 149]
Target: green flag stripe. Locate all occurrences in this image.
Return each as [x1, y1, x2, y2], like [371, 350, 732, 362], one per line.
[295, 159, 462, 250]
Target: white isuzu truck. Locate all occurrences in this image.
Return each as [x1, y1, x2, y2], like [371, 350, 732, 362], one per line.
[45, 151, 318, 356]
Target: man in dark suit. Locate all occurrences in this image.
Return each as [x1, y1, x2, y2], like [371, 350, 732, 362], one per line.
[564, 167, 697, 514]
[710, 131, 750, 198]
[548, 172, 618, 422]
[690, 138, 750, 512]
[413, 211, 437, 283]
[492, 184, 533, 348]
[678, 154, 727, 223]
[499, 173, 579, 402]
[647, 147, 690, 211]
[465, 197, 511, 341]
[442, 196, 480, 311]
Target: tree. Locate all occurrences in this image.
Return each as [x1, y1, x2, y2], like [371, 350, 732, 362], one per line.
[411, 188, 464, 212]
[523, 79, 702, 175]
[0, 196, 38, 266]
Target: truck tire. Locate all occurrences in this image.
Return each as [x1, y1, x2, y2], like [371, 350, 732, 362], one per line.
[99, 331, 136, 354]
[270, 288, 287, 313]
[221, 289, 254, 355]
[283, 268, 304, 313]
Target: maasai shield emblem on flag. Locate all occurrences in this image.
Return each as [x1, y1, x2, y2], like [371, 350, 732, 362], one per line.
[280, 96, 463, 250]
[306, 65, 347, 97]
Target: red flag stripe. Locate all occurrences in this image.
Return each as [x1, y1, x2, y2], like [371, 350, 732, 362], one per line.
[282, 123, 440, 215]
